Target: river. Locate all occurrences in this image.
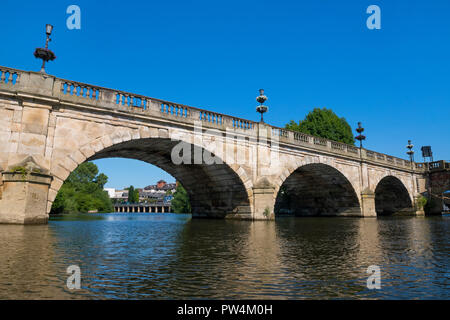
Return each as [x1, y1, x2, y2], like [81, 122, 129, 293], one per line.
[0, 213, 448, 299]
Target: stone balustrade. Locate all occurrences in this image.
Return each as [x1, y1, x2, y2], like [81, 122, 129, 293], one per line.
[0, 65, 423, 173]
[0, 67, 20, 86]
[414, 161, 449, 171]
[429, 160, 449, 171]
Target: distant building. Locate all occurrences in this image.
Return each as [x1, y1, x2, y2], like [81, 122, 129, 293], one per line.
[104, 188, 115, 198]
[105, 180, 176, 204]
[103, 188, 128, 202]
[141, 181, 176, 203]
[144, 180, 176, 192]
[157, 180, 166, 189]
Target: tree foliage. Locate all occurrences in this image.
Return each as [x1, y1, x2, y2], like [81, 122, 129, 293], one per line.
[171, 184, 191, 214]
[51, 162, 113, 214]
[285, 107, 355, 145]
[127, 185, 140, 203]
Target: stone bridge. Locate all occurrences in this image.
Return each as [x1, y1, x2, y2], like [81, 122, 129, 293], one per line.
[0, 66, 429, 224]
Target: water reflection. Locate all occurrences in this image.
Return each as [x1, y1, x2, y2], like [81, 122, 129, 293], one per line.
[0, 225, 74, 299]
[0, 213, 448, 299]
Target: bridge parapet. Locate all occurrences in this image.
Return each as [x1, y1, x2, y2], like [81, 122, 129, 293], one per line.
[57, 76, 257, 131]
[416, 161, 450, 172]
[270, 123, 419, 172]
[0, 66, 256, 133]
[0, 65, 423, 173]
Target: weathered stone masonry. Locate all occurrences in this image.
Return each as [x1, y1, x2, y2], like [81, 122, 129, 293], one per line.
[0, 66, 428, 224]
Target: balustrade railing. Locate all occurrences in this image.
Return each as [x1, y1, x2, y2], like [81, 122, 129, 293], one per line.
[293, 132, 310, 143]
[159, 102, 189, 118]
[0, 67, 20, 86]
[331, 141, 346, 151]
[272, 128, 288, 138]
[199, 111, 222, 125]
[347, 145, 359, 154]
[416, 162, 426, 169]
[0, 65, 425, 171]
[414, 161, 449, 171]
[61, 81, 101, 101]
[57, 77, 256, 130]
[232, 118, 253, 130]
[429, 160, 448, 171]
[366, 150, 375, 158]
[314, 137, 327, 146]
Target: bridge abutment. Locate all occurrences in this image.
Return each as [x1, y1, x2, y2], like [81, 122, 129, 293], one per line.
[413, 195, 425, 216]
[0, 167, 52, 224]
[360, 189, 376, 217]
[252, 178, 276, 220]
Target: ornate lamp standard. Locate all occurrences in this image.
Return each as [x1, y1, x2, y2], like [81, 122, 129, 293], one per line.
[34, 24, 56, 74]
[406, 140, 415, 163]
[256, 89, 268, 123]
[406, 140, 416, 204]
[355, 122, 366, 148]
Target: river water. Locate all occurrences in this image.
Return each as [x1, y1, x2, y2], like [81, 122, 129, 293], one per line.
[0, 213, 448, 299]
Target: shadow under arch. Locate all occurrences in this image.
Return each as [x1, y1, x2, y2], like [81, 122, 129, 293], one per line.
[274, 163, 361, 217]
[52, 137, 252, 219]
[374, 176, 413, 216]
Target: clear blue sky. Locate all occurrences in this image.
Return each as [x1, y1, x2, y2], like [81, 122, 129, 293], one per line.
[1, 0, 449, 189]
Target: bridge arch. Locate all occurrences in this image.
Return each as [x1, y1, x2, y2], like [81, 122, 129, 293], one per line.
[47, 127, 253, 219]
[273, 163, 362, 216]
[374, 175, 414, 216]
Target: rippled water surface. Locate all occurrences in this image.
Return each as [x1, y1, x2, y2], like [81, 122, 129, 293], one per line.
[0, 213, 448, 299]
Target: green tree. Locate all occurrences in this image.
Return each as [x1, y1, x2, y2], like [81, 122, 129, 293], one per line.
[50, 162, 113, 214]
[95, 173, 108, 189]
[171, 184, 191, 213]
[65, 161, 98, 185]
[127, 185, 140, 203]
[286, 107, 355, 145]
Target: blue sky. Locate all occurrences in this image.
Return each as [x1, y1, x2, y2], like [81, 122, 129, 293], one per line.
[1, 0, 449, 189]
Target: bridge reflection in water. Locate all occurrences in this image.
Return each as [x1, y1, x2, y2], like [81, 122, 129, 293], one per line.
[0, 213, 448, 299]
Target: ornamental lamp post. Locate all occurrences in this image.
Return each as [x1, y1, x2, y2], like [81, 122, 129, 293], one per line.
[34, 24, 56, 74]
[355, 122, 366, 148]
[256, 89, 268, 123]
[406, 140, 415, 163]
